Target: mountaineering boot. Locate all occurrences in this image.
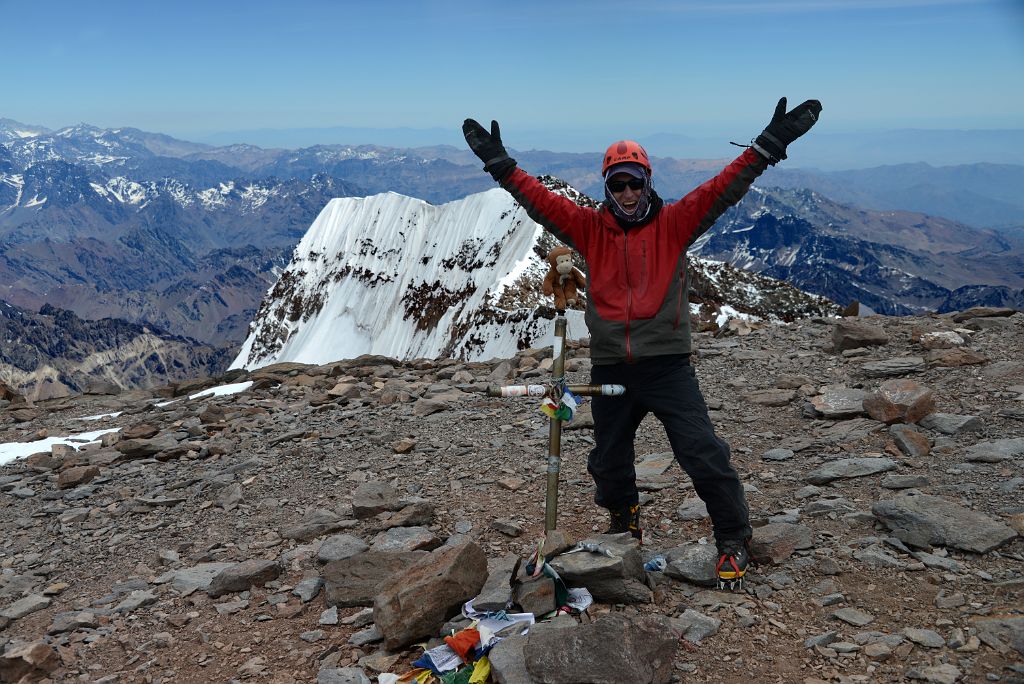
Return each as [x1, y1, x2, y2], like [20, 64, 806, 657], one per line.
[606, 503, 642, 541]
[716, 537, 751, 591]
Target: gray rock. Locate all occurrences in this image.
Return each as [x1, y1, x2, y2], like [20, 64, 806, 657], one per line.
[902, 627, 945, 648]
[872, 492, 1018, 553]
[370, 525, 440, 552]
[384, 501, 435, 528]
[374, 542, 488, 650]
[317, 667, 372, 684]
[762, 448, 795, 462]
[804, 497, 856, 517]
[348, 625, 382, 646]
[351, 481, 403, 518]
[319, 606, 339, 625]
[806, 457, 897, 485]
[882, 474, 929, 489]
[919, 413, 984, 435]
[973, 616, 1024, 656]
[833, 320, 889, 352]
[664, 543, 718, 586]
[964, 437, 1024, 463]
[860, 357, 926, 377]
[853, 546, 902, 568]
[750, 522, 814, 563]
[911, 551, 962, 572]
[512, 574, 556, 616]
[804, 631, 839, 648]
[323, 550, 426, 608]
[905, 663, 962, 684]
[293, 577, 324, 602]
[207, 559, 282, 598]
[832, 607, 875, 626]
[491, 519, 524, 536]
[811, 386, 869, 419]
[525, 613, 676, 684]
[154, 562, 234, 594]
[671, 609, 722, 644]
[317, 533, 369, 564]
[675, 497, 708, 521]
[281, 508, 355, 542]
[114, 590, 157, 613]
[1, 593, 51, 619]
[48, 610, 99, 634]
[635, 452, 675, 488]
[488, 634, 530, 684]
[115, 433, 178, 459]
[473, 553, 518, 612]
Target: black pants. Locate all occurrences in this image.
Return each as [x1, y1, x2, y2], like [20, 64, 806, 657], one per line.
[588, 354, 751, 542]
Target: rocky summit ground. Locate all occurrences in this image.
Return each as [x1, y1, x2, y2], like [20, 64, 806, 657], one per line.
[1, 308, 1023, 684]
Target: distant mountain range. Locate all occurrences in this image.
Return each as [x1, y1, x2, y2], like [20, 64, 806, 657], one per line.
[1, 300, 231, 401]
[3, 118, 1022, 229]
[1, 117, 1022, 394]
[193, 122, 1024, 172]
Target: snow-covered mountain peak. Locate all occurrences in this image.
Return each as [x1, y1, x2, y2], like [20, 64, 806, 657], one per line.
[231, 187, 575, 368]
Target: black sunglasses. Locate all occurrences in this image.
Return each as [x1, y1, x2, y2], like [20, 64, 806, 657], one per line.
[607, 177, 645, 193]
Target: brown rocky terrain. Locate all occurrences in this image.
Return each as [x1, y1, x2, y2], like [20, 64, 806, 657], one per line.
[1, 308, 1022, 683]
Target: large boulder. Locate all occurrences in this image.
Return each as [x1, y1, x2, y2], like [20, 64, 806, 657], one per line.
[373, 542, 487, 650]
[863, 379, 935, 424]
[524, 613, 677, 684]
[872, 493, 1018, 553]
[832, 320, 888, 352]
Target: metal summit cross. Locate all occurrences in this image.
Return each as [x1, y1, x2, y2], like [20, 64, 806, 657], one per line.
[487, 311, 624, 533]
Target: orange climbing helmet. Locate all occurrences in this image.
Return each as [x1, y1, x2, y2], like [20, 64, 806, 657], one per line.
[602, 140, 651, 176]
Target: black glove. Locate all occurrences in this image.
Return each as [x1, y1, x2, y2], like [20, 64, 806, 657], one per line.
[752, 97, 822, 165]
[463, 118, 517, 181]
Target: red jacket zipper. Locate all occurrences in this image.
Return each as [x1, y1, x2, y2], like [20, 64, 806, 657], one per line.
[624, 232, 633, 362]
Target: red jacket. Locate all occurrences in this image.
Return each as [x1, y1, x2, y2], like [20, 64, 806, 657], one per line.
[500, 148, 768, 364]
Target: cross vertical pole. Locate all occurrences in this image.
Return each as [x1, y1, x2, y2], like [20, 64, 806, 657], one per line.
[544, 315, 568, 532]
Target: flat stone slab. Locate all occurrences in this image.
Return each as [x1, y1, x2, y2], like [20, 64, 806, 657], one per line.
[154, 562, 235, 594]
[806, 457, 897, 485]
[972, 616, 1024, 656]
[671, 609, 722, 644]
[811, 387, 868, 419]
[964, 437, 1024, 463]
[635, 453, 675, 486]
[832, 607, 875, 627]
[860, 357, 926, 377]
[317, 534, 369, 564]
[872, 493, 1018, 553]
[369, 526, 440, 553]
[1, 594, 51, 619]
[919, 413, 983, 435]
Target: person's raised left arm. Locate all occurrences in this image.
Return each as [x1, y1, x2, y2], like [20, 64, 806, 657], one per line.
[669, 98, 822, 248]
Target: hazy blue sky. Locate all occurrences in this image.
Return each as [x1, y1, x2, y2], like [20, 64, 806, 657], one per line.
[3, 0, 1022, 151]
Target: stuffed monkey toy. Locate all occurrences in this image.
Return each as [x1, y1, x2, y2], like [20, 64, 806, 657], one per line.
[542, 246, 586, 310]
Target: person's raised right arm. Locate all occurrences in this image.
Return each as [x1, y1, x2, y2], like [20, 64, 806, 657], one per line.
[463, 119, 596, 251]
